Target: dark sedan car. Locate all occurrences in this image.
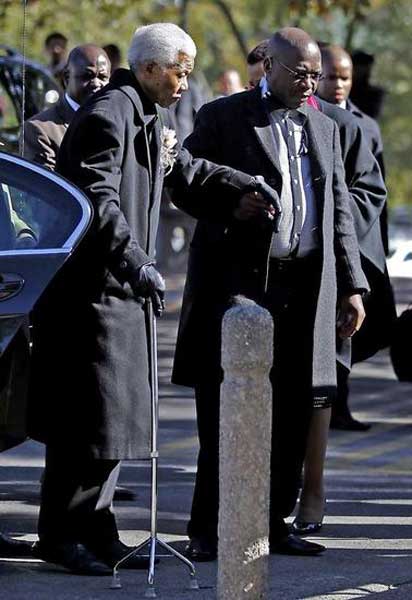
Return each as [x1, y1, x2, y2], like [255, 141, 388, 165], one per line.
[0, 150, 92, 451]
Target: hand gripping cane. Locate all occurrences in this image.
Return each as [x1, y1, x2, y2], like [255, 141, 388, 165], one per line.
[110, 298, 199, 597]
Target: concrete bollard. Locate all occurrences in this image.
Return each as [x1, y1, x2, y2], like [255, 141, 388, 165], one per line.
[217, 296, 273, 600]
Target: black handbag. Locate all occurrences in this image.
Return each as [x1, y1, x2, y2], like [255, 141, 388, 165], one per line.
[390, 306, 412, 382]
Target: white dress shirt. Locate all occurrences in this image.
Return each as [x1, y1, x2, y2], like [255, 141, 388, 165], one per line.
[259, 79, 319, 258]
[65, 93, 80, 112]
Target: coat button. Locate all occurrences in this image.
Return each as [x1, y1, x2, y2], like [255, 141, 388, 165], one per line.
[120, 260, 128, 269]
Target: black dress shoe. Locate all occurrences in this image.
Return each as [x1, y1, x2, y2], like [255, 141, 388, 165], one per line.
[270, 534, 325, 556]
[33, 541, 111, 575]
[330, 414, 371, 431]
[88, 539, 151, 570]
[291, 520, 323, 536]
[0, 532, 34, 558]
[185, 537, 217, 562]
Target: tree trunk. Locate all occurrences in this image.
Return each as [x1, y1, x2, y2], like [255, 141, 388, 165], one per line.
[213, 0, 249, 59]
[179, 0, 191, 31]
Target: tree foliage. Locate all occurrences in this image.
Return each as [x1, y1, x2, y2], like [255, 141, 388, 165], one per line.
[1, 0, 411, 203]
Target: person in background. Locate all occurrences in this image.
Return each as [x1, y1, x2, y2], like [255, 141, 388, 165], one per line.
[216, 68, 244, 96]
[103, 43, 122, 73]
[24, 45, 111, 171]
[317, 43, 396, 431]
[44, 32, 69, 87]
[246, 40, 269, 89]
[350, 50, 386, 120]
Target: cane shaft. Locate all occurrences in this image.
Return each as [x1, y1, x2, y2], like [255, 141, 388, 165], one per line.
[148, 299, 159, 541]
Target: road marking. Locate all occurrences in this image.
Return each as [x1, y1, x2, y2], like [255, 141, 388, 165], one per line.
[327, 498, 412, 505]
[304, 538, 412, 550]
[303, 583, 396, 599]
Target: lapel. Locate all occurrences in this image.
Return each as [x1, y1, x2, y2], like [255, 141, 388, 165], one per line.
[305, 108, 329, 181]
[245, 87, 282, 176]
[346, 98, 363, 119]
[113, 69, 157, 195]
[150, 111, 163, 209]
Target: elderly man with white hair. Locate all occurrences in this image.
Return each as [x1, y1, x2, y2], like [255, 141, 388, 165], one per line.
[29, 23, 279, 576]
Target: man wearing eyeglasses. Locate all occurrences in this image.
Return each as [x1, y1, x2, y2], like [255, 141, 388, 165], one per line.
[173, 27, 368, 561]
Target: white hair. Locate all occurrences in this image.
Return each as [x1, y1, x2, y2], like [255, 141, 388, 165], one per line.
[128, 23, 197, 70]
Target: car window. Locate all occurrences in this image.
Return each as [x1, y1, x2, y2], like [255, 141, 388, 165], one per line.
[26, 66, 60, 113]
[0, 79, 19, 130]
[0, 157, 87, 251]
[404, 252, 412, 262]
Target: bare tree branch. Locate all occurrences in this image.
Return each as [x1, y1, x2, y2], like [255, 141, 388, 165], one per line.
[213, 0, 249, 59]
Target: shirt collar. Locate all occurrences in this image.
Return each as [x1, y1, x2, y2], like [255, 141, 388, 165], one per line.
[132, 75, 157, 117]
[260, 79, 308, 118]
[132, 75, 158, 128]
[65, 93, 80, 112]
[259, 76, 268, 96]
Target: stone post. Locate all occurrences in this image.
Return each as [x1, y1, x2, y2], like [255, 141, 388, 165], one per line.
[217, 296, 273, 600]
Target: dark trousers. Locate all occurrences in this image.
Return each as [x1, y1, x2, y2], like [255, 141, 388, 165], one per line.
[39, 444, 120, 546]
[333, 362, 351, 419]
[188, 256, 320, 544]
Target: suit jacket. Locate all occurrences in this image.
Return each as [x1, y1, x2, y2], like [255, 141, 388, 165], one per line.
[172, 86, 367, 392]
[28, 68, 254, 460]
[23, 97, 75, 170]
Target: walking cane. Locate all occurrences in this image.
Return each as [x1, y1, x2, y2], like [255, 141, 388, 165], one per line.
[110, 297, 199, 597]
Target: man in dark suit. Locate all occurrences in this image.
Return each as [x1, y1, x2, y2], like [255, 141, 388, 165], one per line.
[24, 44, 111, 170]
[172, 27, 368, 561]
[317, 44, 396, 430]
[28, 23, 278, 575]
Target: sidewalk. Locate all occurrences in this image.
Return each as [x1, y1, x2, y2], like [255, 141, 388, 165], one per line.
[1, 276, 412, 599]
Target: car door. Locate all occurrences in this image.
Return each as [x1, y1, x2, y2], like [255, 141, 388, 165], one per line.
[0, 150, 92, 449]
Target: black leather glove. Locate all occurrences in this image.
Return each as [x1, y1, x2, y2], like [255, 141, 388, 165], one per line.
[131, 264, 166, 317]
[253, 176, 282, 233]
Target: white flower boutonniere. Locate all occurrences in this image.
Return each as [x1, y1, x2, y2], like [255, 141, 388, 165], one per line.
[160, 126, 178, 176]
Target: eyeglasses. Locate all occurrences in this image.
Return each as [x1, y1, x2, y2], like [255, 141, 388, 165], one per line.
[271, 57, 323, 83]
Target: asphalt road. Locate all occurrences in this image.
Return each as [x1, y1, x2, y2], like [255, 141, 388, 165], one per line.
[1, 275, 412, 599]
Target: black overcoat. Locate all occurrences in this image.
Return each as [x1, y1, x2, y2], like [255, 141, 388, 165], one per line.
[28, 69, 254, 459]
[346, 97, 389, 254]
[340, 99, 395, 359]
[172, 87, 368, 391]
[317, 98, 387, 273]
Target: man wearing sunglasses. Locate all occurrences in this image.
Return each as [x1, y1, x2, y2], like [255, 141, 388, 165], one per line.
[173, 27, 368, 561]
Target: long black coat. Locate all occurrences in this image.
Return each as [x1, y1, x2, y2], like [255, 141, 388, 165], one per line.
[346, 97, 389, 255]
[341, 99, 395, 360]
[28, 69, 254, 459]
[317, 99, 387, 273]
[172, 87, 368, 391]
